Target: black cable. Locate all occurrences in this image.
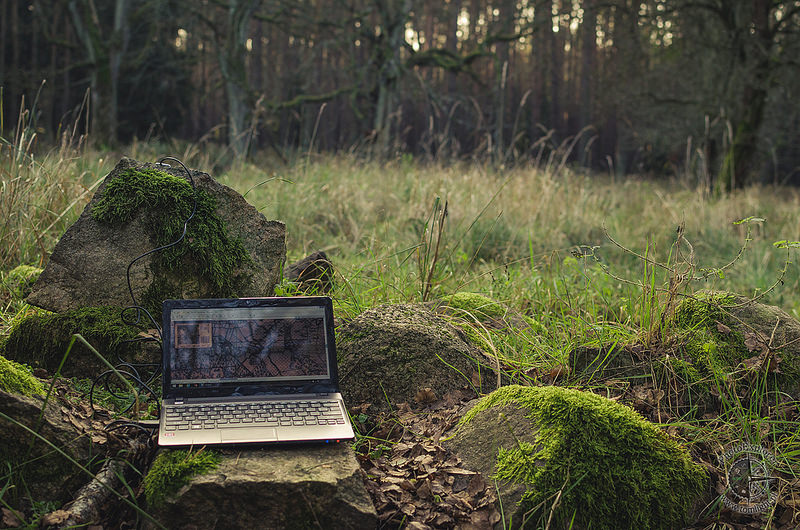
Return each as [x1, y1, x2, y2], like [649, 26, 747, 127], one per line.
[85, 156, 197, 419]
[121, 156, 197, 338]
[90, 368, 161, 416]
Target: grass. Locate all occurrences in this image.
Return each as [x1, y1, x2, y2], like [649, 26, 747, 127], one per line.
[2, 126, 800, 524]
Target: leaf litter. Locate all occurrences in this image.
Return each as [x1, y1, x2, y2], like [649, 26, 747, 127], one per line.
[356, 387, 501, 529]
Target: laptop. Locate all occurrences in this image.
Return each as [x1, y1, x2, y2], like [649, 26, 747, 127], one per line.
[158, 296, 355, 446]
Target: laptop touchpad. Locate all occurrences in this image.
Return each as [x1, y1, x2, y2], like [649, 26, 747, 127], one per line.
[220, 427, 278, 442]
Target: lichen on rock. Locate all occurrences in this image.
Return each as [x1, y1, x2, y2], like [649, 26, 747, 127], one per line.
[447, 385, 707, 529]
[337, 303, 503, 412]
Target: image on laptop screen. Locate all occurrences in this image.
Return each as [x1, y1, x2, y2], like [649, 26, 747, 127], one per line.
[168, 305, 331, 391]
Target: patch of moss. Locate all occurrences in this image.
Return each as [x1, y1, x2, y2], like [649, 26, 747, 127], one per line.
[91, 167, 253, 314]
[1, 306, 142, 374]
[144, 449, 220, 508]
[459, 385, 707, 529]
[0, 355, 45, 396]
[444, 292, 542, 331]
[673, 293, 749, 379]
[439, 292, 543, 362]
[1, 265, 43, 300]
[445, 292, 509, 321]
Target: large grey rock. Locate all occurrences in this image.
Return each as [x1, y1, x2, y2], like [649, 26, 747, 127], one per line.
[145, 443, 377, 529]
[27, 157, 286, 314]
[336, 304, 503, 413]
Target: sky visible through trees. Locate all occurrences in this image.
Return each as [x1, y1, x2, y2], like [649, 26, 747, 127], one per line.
[2, 0, 800, 189]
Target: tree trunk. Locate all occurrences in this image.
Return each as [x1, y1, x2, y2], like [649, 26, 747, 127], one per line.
[372, 0, 411, 158]
[578, 0, 597, 166]
[66, 0, 128, 144]
[217, 0, 260, 159]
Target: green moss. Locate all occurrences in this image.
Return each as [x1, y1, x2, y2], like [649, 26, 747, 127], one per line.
[91, 167, 253, 315]
[656, 355, 708, 390]
[1, 265, 43, 300]
[0, 355, 45, 396]
[460, 385, 707, 529]
[444, 292, 541, 331]
[445, 292, 509, 321]
[440, 292, 543, 362]
[1, 306, 142, 374]
[144, 449, 220, 508]
[673, 293, 749, 379]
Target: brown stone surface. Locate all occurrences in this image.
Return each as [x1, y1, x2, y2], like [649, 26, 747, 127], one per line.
[284, 250, 334, 293]
[442, 402, 541, 527]
[146, 443, 377, 529]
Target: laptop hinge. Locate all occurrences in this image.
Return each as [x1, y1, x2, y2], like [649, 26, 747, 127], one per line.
[175, 398, 185, 405]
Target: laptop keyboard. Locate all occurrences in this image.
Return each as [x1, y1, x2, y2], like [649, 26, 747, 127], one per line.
[163, 400, 347, 431]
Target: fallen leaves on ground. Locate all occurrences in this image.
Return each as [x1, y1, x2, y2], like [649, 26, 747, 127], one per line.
[356, 388, 501, 529]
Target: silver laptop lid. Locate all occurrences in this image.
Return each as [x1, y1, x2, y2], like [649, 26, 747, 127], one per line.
[161, 297, 340, 400]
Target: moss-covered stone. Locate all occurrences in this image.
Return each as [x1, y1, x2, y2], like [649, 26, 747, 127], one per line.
[671, 292, 800, 397]
[673, 293, 748, 379]
[1, 306, 144, 376]
[144, 449, 220, 508]
[337, 303, 503, 412]
[91, 166, 253, 316]
[0, 355, 45, 396]
[1, 265, 43, 301]
[451, 385, 707, 529]
[441, 292, 542, 331]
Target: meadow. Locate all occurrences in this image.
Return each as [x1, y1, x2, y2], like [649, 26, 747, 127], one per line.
[4, 132, 800, 345]
[2, 132, 800, 526]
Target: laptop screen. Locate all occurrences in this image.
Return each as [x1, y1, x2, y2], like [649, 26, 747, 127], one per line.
[162, 298, 338, 398]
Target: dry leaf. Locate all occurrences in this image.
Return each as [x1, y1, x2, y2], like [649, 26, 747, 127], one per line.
[415, 387, 437, 404]
[744, 332, 767, 353]
[470, 371, 482, 388]
[1, 508, 23, 528]
[39, 510, 71, 526]
[716, 321, 732, 334]
[549, 364, 570, 380]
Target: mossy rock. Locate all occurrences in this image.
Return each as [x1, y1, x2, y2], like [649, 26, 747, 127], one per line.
[0, 389, 101, 507]
[0, 306, 149, 377]
[434, 292, 542, 332]
[26, 158, 286, 317]
[0, 355, 45, 396]
[144, 449, 221, 509]
[1, 265, 43, 301]
[336, 303, 503, 413]
[143, 444, 377, 529]
[444, 385, 707, 529]
[674, 291, 800, 397]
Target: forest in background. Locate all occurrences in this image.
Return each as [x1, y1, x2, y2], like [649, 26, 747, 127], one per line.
[2, 0, 800, 191]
